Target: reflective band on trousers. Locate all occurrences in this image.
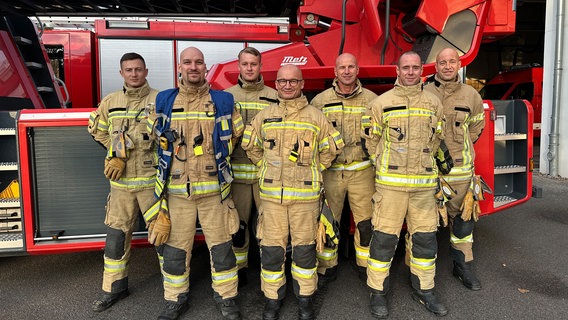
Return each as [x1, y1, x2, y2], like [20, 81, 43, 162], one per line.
[163, 273, 189, 287]
[355, 247, 370, 261]
[368, 258, 391, 272]
[212, 269, 238, 284]
[232, 163, 258, 180]
[167, 181, 220, 196]
[316, 247, 337, 261]
[376, 173, 438, 188]
[104, 259, 127, 273]
[451, 232, 473, 244]
[291, 262, 317, 279]
[329, 160, 372, 171]
[410, 256, 435, 270]
[235, 252, 248, 265]
[261, 269, 285, 283]
[260, 185, 320, 201]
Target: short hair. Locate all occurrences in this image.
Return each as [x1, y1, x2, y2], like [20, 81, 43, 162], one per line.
[120, 52, 146, 68]
[397, 51, 422, 67]
[238, 47, 262, 62]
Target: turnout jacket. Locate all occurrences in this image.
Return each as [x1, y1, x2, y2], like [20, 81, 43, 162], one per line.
[424, 75, 485, 182]
[362, 79, 445, 191]
[88, 81, 158, 190]
[225, 75, 278, 183]
[311, 79, 378, 171]
[242, 95, 344, 204]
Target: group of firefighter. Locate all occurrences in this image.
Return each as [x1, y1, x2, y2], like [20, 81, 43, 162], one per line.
[86, 44, 485, 320]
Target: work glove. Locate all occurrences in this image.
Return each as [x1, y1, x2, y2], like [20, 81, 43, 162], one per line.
[435, 140, 454, 175]
[148, 208, 171, 246]
[104, 157, 126, 180]
[460, 189, 475, 221]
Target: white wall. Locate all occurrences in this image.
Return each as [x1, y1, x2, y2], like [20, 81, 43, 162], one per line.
[541, 0, 568, 177]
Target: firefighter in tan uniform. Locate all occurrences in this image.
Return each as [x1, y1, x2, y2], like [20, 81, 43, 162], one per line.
[242, 65, 344, 320]
[88, 52, 158, 312]
[362, 51, 448, 318]
[225, 47, 278, 284]
[425, 48, 485, 291]
[145, 47, 244, 320]
[310, 53, 377, 285]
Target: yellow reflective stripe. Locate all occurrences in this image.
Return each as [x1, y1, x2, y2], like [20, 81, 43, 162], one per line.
[362, 115, 372, 128]
[242, 130, 252, 146]
[368, 258, 391, 272]
[331, 130, 343, 147]
[171, 111, 215, 121]
[316, 247, 337, 261]
[232, 117, 244, 132]
[375, 172, 438, 188]
[260, 185, 321, 201]
[143, 198, 167, 222]
[237, 102, 270, 110]
[212, 268, 238, 284]
[103, 259, 127, 272]
[329, 160, 372, 171]
[261, 269, 285, 283]
[322, 105, 366, 114]
[167, 181, 221, 196]
[319, 136, 330, 152]
[355, 246, 369, 261]
[384, 107, 435, 119]
[163, 274, 189, 287]
[410, 256, 435, 270]
[450, 232, 473, 244]
[108, 110, 145, 120]
[232, 163, 258, 175]
[262, 121, 320, 133]
[470, 112, 484, 122]
[235, 252, 248, 265]
[291, 262, 316, 279]
[109, 176, 156, 189]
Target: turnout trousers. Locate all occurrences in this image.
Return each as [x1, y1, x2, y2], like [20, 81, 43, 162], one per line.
[445, 180, 475, 262]
[318, 167, 374, 272]
[367, 187, 439, 291]
[102, 187, 155, 293]
[231, 181, 261, 269]
[258, 200, 320, 300]
[158, 194, 238, 303]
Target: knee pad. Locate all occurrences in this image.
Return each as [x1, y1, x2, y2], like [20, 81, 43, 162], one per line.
[261, 245, 285, 271]
[411, 232, 437, 259]
[452, 215, 474, 239]
[105, 226, 126, 260]
[292, 244, 316, 269]
[232, 220, 247, 248]
[357, 219, 373, 247]
[211, 241, 237, 271]
[369, 231, 398, 262]
[162, 244, 187, 275]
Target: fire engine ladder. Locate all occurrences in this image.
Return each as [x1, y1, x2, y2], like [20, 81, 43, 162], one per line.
[0, 14, 61, 109]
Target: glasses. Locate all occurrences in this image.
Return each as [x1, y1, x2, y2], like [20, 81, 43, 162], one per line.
[276, 79, 303, 86]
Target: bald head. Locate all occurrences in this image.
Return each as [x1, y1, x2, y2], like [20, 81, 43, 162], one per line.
[435, 48, 461, 81]
[334, 53, 359, 92]
[178, 47, 207, 86]
[275, 65, 304, 100]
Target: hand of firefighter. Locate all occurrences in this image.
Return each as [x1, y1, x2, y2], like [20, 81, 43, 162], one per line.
[104, 157, 126, 180]
[460, 189, 475, 221]
[148, 208, 171, 246]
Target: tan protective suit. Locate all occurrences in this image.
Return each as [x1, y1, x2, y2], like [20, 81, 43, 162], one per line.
[147, 80, 244, 304]
[225, 75, 278, 270]
[362, 79, 445, 291]
[424, 75, 485, 263]
[242, 95, 344, 300]
[88, 81, 158, 295]
[311, 79, 377, 272]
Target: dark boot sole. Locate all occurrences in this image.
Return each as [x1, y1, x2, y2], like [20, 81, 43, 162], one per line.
[411, 292, 448, 317]
[92, 290, 130, 312]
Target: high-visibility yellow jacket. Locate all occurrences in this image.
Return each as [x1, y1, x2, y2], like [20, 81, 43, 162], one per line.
[424, 75, 485, 182]
[148, 80, 244, 200]
[311, 79, 377, 171]
[225, 75, 278, 183]
[362, 79, 445, 191]
[88, 81, 158, 190]
[242, 95, 344, 204]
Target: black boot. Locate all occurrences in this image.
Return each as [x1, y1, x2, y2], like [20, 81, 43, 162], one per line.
[92, 290, 129, 312]
[297, 296, 314, 320]
[317, 265, 338, 289]
[157, 300, 189, 320]
[262, 299, 282, 320]
[411, 289, 448, 317]
[218, 298, 241, 320]
[369, 289, 388, 319]
[453, 261, 481, 290]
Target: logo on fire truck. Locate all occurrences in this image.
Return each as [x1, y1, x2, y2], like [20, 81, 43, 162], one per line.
[281, 56, 308, 66]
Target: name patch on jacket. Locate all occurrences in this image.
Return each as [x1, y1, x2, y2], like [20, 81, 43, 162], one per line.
[264, 117, 283, 123]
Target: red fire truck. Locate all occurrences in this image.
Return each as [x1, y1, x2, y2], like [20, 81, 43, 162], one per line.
[0, 0, 533, 256]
